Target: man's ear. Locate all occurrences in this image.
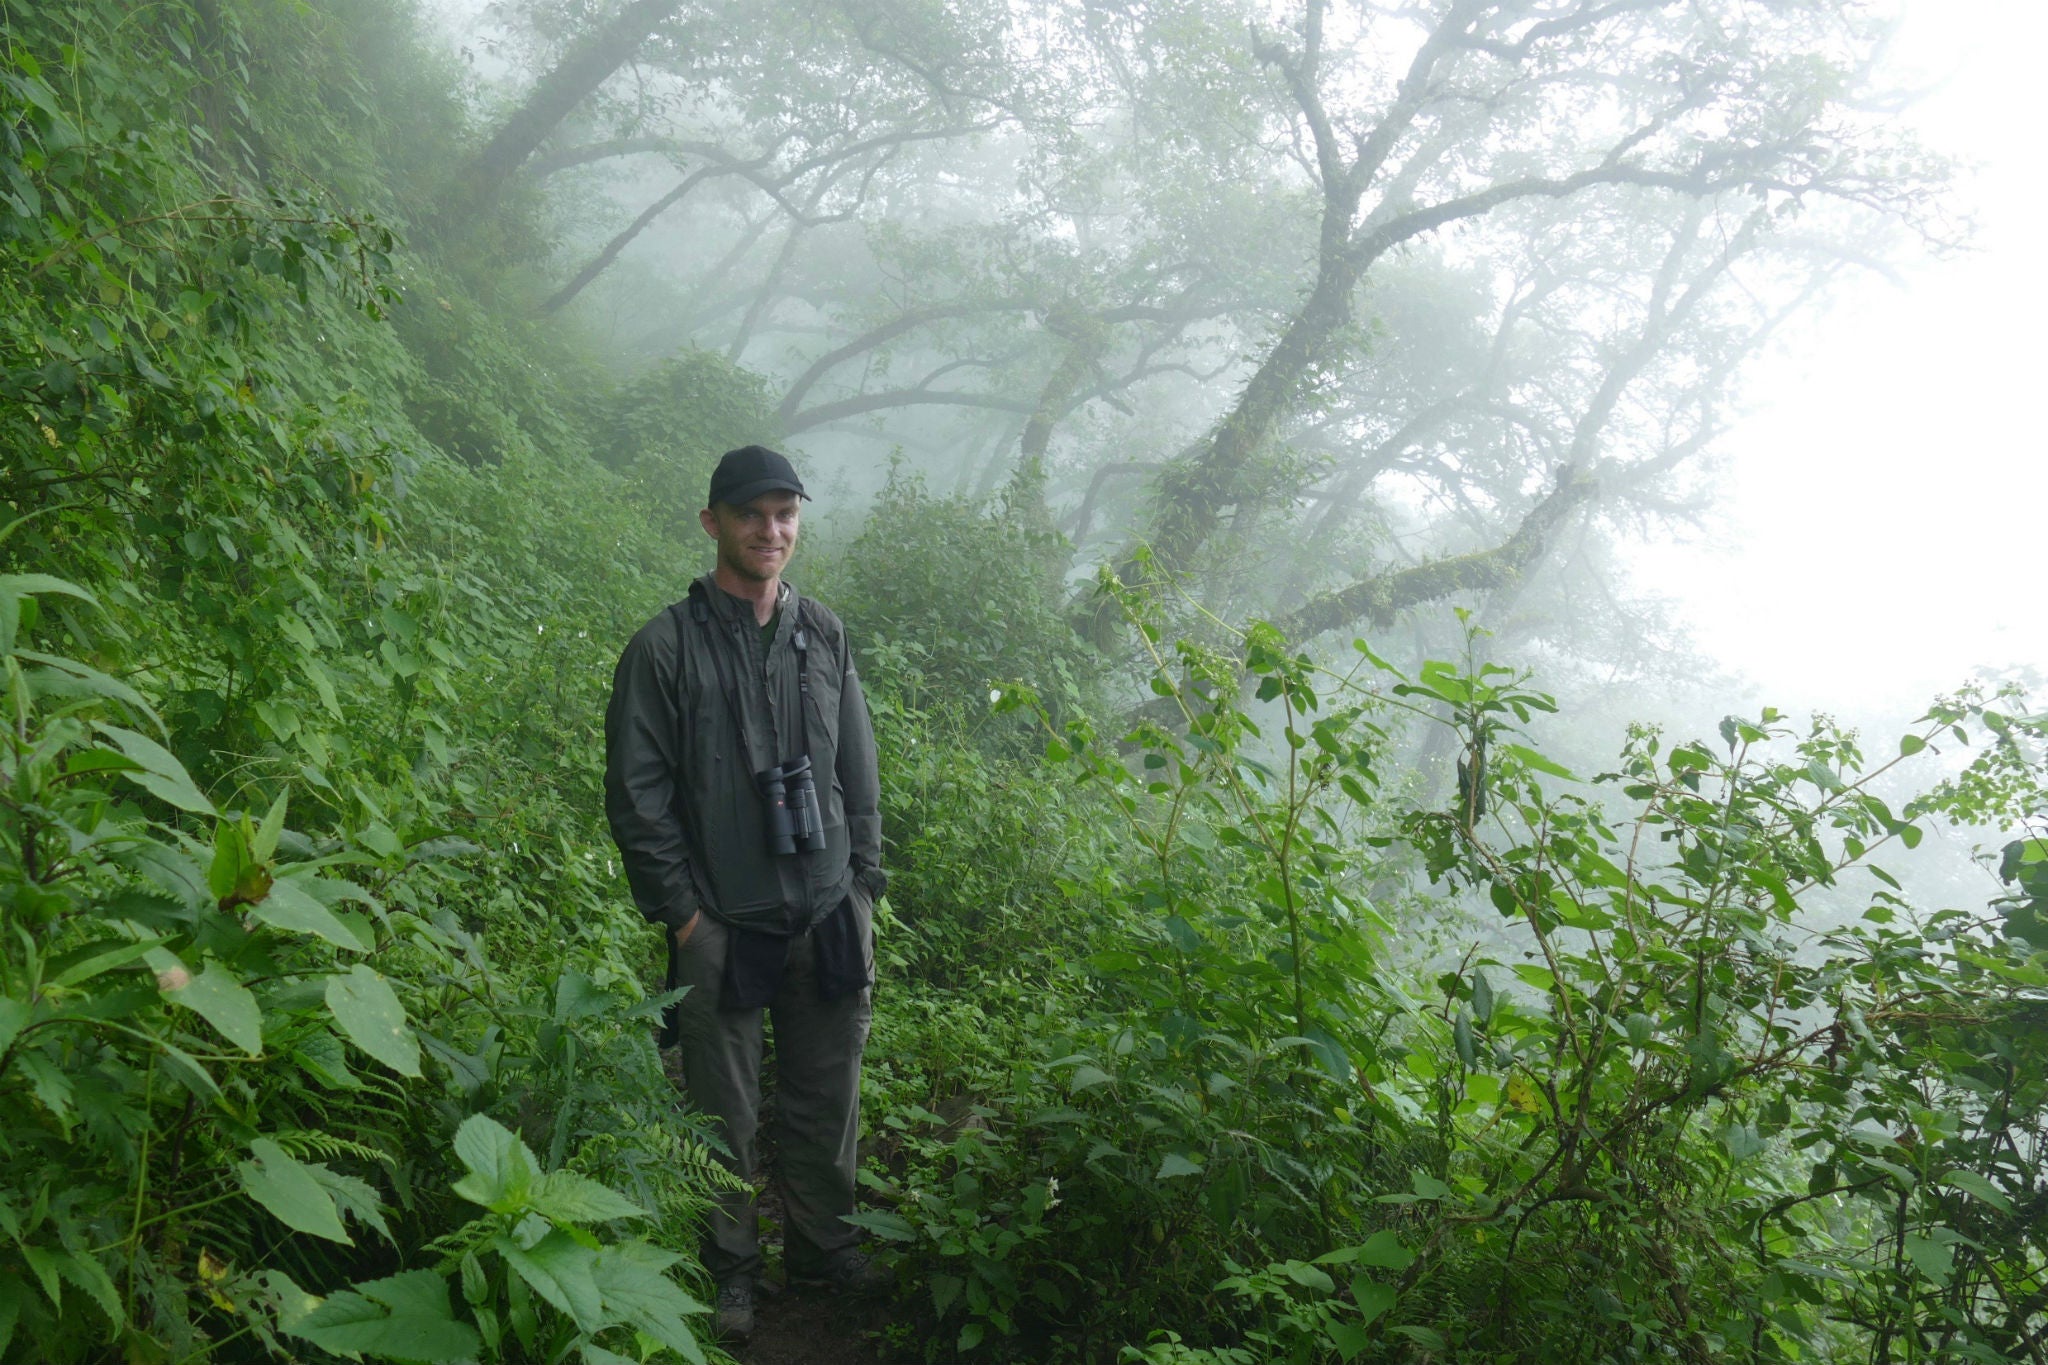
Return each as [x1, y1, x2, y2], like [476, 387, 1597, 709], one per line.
[698, 506, 720, 539]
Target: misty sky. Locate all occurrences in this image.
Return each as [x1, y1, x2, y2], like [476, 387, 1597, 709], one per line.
[435, 0, 2041, 718]
[1630, 0, 2047, 718]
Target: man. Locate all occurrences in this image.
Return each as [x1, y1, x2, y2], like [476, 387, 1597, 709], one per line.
[603, 445, 886, 1339]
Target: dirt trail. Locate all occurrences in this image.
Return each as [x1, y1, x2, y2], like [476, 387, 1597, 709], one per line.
[724, 1177, 899, 1365]
[733, 1279, 896, 1365]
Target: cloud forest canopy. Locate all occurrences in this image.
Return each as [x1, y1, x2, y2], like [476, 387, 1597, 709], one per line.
[492, 0, 1949, 659]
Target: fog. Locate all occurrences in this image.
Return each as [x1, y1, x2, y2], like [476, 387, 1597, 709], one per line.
[430, 0, 2034, 780]
[1633, 0, 2048, 719]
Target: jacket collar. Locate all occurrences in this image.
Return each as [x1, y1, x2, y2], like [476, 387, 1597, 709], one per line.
[694, 573, 799, 627]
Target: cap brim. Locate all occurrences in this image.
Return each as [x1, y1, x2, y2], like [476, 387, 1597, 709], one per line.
[711, 478, 810, 507]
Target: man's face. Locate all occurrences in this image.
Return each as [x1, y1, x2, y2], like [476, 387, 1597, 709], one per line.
[700, 490, 801, 584]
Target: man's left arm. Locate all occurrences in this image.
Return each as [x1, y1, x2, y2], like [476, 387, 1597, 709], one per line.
[835, 628, 886, 901]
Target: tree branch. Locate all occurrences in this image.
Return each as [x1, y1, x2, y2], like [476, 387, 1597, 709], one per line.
[463, 0, 685, 205]
[1274, 464, 1599, 640]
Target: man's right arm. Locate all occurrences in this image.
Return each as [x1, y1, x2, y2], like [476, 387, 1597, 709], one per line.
[604, 620, 703, 935]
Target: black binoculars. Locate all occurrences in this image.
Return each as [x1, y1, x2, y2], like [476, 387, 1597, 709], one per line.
[758, 755, 827, 856]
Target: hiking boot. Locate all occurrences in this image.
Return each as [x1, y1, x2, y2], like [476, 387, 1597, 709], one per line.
[715, 1278, 756, 1340]
[789, 1247, 887, 1294]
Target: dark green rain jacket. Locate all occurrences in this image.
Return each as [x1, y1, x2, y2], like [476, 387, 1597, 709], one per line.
[603, 574, 885, 936]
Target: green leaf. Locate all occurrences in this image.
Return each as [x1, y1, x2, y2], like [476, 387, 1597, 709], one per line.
[254, 876, 366, 952]
[0, 997, 29, 1056]
[1156, 1152, 1202, 1180]
[310, 1165, 393, 1244]
[530, 1170, 647, 1225]
[451, 1114, 541, 1214]
[1902, 1235, 1954, 1286]
[589, 1241, 707, 1364]
[1354, 1230, 1413, 1270]
[1470, 970, 1495, 1025]
[20, 650, 158, 723]
[157, 1041, 219, 1100]
[254, 789, 288, 861]
[1938, 1169, 2013, 1213]
[1410, 1172, 1452, 1201]
[31, 1249, 122, 1328]
[842, 1211, 916, 1242]
[326, 965, 420, 1076]
[240, 1139, 349, 1243]
[293, 1269, 481, 1363]
[47, 937, 162, 988]
[0, 573, 99, 606]
[1068, 1064, 1113, 1092]
[495, 1230, 603, 1333]
[1502, 743, 1576, 781]
[160, 956, 263, 1055]
[1328, 1321, 1370, 1361]
[1282, 1261, 1334, 1293]
[552, 968, 611, 1024]
[93, 723, 214, 814]
[1351, 1279, 1396, 1326]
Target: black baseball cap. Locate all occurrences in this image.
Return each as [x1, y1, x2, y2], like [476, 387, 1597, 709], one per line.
[707, 445, 809, 508]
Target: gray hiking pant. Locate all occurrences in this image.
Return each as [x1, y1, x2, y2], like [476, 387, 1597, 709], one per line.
[669, 906, 872, 1283]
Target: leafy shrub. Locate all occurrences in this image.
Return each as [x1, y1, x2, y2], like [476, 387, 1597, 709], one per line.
[863, 601, 2048, 1364]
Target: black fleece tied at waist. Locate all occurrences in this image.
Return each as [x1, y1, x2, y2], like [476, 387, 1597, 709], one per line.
[720, 894, 869, 1011]
[656, 896, 870, 1045]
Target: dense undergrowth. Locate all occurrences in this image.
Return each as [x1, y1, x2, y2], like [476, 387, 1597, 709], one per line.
[3, 2, 2046, 1364]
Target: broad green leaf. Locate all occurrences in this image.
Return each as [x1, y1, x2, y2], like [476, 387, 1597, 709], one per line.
[208, 818, 259, 902]
[326, 965, 420, 1076]
[19, 1246, 121, 1328]
[240, 1139, 349, 1243]
[451, 1114, 541, 1214]
[21, 652, 157, 724]
[1351, 1279, 1396, 1326]
[589, 1241, 707, 1364]
[1282, 1261, 1334, 1293]
[494, 1230, 603, 1333]
[1328, 1321, 1370, 1361]
[310, 1164, 393, 1243]
[841, 1211, 916, 1242]
[158, 1041, 219, 1100]
[1470, 970, 1495, 1025]
[0, 572, 99, 605]
[1902, 1235, 1954, 1286]
[1502, 743, 1576, 781]
[530, 1170, 647, 1225]
[48, 937, 162, 988]
[293, 1269, 481, 1363]
[0, 997, 28, 1055]
[1938, 1169, 2013, 1213]
[93, 723, 214, 814]
[552, 968, 610, 1024]
[255, 876, 366, 952]
[1354, 1231, 1413, 1270]
[261, 1268, 323, 1333]
[1410, 1172, 1452, 1200]
[1155, 1152, 1202, 1180]
[161, 957, 263, 1055]
[1068, 1064, 1113, 1092]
